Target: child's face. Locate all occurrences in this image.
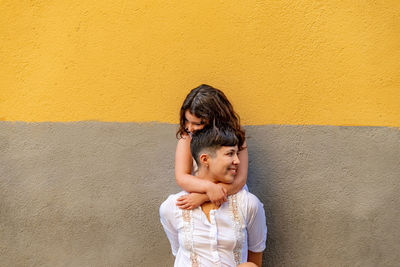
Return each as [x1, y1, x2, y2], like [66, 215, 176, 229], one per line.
[185, 110, 207, 134]
[207, 145, 240, 184]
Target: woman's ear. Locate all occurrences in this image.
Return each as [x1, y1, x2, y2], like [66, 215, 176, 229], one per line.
[199, 153, 209, 168]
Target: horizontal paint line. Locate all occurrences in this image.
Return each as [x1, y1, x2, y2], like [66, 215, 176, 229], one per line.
[1, 120, 399, 131]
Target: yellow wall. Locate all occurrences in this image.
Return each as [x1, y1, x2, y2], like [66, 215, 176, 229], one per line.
[1, 1, 399, 126]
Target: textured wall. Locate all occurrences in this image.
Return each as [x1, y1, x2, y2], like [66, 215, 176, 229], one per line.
[0, 123, 179, 266]
[1, 1, 400, 266]
[1, 1, 399, 125]
[1, 122, 399, 266]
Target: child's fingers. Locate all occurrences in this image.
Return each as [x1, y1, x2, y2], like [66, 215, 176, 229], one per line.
[179, 203, 191, 210]
[177, 196, 189, 203]
[176, 199, 188, 206]
[177, 195, 188, 201]
[222, 187, 227, 195]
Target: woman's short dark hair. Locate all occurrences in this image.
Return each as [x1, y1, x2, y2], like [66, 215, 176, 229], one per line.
[190, 126, 239, 165]
[177, 84, 245, 149]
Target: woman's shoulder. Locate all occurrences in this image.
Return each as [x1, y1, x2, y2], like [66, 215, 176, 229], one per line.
[237, 189, 263, 213]
[160, 191, 186, 214]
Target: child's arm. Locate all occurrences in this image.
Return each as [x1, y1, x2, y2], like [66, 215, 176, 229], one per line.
[176, 192, 209, 210]
[175, 135, 227, 205]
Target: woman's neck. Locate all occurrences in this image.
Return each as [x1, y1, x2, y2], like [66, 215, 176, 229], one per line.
[196, 168, 217, 183]
[197, 168, 221, 222]
[201, 201, 219, 223]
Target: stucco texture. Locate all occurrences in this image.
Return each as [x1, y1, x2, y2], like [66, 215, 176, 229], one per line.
[1, 122, 399, 266]
[1, 1, 400, 126]
[1, 1, 400, 266]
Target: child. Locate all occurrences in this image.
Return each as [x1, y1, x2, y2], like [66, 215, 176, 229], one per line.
[175, 84, 248, 209]
[161, 126, 266, 266]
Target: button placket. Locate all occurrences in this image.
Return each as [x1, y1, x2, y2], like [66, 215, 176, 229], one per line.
[209, 210, 220, 264]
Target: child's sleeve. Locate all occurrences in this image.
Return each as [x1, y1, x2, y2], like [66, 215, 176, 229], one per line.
[160, 196, 179, 256]
[246, 193, 268, 252]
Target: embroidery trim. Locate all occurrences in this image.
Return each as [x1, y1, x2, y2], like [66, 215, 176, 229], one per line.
[229, 194, 245, 266]
[182, 209, 199, 267]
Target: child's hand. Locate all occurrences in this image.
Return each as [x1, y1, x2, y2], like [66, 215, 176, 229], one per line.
[206, 183, 227, 206]
[176, 193, 208, 210]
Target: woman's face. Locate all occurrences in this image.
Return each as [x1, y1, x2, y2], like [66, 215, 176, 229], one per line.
[184, 110, 207, 134]
[207, 145, 240, 184]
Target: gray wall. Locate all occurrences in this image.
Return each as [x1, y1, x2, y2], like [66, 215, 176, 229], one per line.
[1, 122, 399, 266]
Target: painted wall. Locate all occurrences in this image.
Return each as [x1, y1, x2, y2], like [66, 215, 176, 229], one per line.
[1, 0, 399, 126]
[1, 1, 400, 266]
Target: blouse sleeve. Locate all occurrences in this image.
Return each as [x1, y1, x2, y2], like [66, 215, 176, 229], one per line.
[160, 195, 179, 256]
[245, 192, 268, 252]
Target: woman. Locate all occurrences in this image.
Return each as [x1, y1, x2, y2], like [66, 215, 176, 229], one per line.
[160, 126, 267, 266]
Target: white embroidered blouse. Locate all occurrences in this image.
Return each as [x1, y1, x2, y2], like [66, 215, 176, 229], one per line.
[160, 189, 267, 267]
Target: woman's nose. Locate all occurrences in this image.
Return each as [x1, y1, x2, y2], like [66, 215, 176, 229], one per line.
[233, 154, 240, 165]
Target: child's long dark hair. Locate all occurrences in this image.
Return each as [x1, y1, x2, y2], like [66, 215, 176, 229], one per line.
[177, 84, 246, 150]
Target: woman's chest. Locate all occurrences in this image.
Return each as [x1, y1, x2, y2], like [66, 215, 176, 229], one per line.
[178, 206, 244, 251]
